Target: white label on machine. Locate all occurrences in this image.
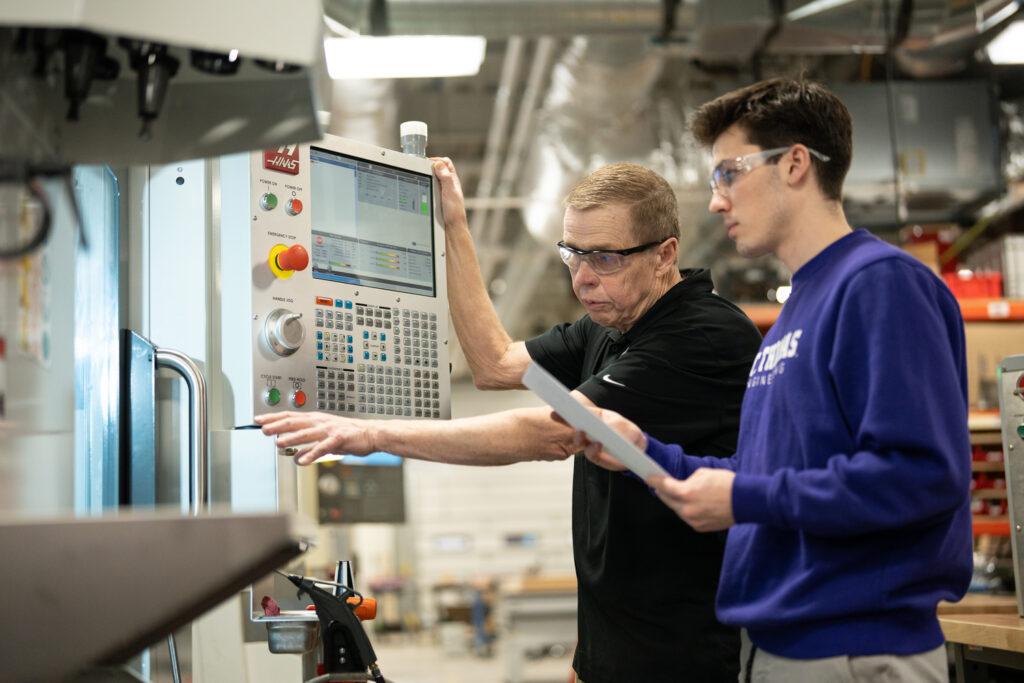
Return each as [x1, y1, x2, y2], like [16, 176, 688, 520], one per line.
[522, 362, 668, 479]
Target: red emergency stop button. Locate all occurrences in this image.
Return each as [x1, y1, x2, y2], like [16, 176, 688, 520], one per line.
[292, 390, 307, 408]
[286, 198, 304, 216]
[276, 244, 309, 272]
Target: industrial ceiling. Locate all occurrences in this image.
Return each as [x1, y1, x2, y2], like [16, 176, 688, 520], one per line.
[320, 0, 1024, 376]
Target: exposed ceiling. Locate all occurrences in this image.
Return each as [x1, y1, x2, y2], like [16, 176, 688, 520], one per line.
[322, 0, 1024, 376]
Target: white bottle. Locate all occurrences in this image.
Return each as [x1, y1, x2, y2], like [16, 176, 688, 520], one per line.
[400, 120, 428, 157]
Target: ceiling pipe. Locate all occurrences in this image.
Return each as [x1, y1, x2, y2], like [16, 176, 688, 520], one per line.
[482, 38, 559, 334]
[480, 37, 558, 263]
[469, 36, 525, 240]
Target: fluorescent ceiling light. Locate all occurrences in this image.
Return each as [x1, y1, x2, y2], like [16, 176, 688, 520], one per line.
[786, 0, 857, 22]
[324, 36, 486, 79]
[987, 20, 1024, 64]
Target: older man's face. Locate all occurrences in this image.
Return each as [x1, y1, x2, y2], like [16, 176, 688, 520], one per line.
[561, 203, 666, 334]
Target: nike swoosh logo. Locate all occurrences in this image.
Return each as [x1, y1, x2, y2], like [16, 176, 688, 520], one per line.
[601, 374, 626, 387]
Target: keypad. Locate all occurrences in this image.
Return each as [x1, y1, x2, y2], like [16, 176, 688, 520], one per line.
[313, 299, 443, 418]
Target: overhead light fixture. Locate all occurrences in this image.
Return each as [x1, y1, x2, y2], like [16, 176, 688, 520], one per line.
[785, 0, 857, 22]
[987, 19, 1024, 64]
[324, 35, 486, 79]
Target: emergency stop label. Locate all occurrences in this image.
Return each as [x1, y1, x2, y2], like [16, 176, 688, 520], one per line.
[264, 145, 300, 175]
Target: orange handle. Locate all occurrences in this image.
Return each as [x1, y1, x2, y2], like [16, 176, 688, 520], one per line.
[304, 596, 377, 621]
[350, 596, 377, 621]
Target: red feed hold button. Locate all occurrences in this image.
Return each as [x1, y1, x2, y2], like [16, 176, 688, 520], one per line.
[292, 390, 307, 407]
[276, 244, 309, 272]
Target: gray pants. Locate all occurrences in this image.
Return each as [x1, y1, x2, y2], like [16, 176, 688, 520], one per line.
[739, 630, 948, 683]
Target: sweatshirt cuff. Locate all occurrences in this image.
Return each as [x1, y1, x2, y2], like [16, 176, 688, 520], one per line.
[644, 435, 689, 480]
[731, 473, 774, 525]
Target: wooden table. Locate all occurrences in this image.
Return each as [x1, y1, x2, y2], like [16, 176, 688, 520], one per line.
[938, 595, 1024, 682]
[938, 593, 1019, 616]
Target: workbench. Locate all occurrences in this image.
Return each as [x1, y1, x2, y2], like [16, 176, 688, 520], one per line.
[938, 593, 1023, 682]
[498, 576, 577, 683]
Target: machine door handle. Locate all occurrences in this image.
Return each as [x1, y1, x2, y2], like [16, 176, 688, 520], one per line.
[155, 347, 209, 516]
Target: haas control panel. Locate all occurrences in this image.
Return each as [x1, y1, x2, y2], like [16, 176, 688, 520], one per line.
[220, 135, 451, 424]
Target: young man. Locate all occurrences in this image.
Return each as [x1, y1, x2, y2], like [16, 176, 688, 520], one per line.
[258, 161, 763, 681]
[579, 79, 973, 682]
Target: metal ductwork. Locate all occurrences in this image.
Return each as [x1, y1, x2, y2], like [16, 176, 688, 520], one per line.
[693, 0, 1020, 69]
[325, 78, 398, 147]
[518, 36, 674, 244]
[325, 0, 1020, 69]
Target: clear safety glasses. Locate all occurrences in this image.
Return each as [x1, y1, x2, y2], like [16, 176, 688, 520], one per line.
[710, 145, 831, 198]
[556, 239, 665, 275]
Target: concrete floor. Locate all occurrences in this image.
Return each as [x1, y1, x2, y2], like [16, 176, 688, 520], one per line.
[142, 623, 574, 682]
[371, 631, 575, 683]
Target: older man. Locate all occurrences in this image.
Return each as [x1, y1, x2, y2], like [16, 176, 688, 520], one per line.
[258, 160, 762, 682]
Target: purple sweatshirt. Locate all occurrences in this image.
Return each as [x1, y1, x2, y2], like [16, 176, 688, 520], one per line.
[645, 230, 972, 658]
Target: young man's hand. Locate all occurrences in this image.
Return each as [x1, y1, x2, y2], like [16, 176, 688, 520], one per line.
[647, 469, 736, 532]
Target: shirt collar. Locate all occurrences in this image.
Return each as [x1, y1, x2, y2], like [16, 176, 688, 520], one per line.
[607, 268, 714, 350]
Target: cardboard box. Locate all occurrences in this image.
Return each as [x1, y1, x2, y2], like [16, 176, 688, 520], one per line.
[964, 321, 1024, 409]
[902, 241, 940, 276]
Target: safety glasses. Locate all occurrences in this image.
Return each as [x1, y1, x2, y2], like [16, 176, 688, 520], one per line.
[710, 145, 831, 198]
[556, 239, 665, 275]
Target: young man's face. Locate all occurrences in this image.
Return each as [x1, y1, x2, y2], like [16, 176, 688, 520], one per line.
[707, 124, 789, 260]
[560, 203, 667, 334]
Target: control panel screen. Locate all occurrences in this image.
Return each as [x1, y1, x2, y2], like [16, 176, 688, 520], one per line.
[309, 147, 436, 297]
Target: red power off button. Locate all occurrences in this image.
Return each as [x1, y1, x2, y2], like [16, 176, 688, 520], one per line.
[286, 198, 304, 216]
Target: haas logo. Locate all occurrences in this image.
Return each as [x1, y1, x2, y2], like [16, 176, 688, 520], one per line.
[264, 145, 300, 175]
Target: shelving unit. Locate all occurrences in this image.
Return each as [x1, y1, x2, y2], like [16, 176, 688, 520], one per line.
[970, 410, 1009, 537]
[738, 298, 1024, 331]
[957, 298, 1024, 321]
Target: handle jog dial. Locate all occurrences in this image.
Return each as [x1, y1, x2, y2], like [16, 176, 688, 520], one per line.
[264, 308, 305, 356]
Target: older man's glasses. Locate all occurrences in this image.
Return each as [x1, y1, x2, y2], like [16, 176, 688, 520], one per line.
[710, 146, 831, 198]
[556, 240, 664, 275]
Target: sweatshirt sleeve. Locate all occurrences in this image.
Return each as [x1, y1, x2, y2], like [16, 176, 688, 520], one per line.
[645, 435, 739, 479]
[730, 260, 971, 536]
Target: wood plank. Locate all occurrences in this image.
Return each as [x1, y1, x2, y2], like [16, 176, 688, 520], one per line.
[940, 613, 1024, 652]
[938, 594, 1018, 615]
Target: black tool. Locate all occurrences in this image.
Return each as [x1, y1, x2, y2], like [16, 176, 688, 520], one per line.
[282, 572, 386, 683]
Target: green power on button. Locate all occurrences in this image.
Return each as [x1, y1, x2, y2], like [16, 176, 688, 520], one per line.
[1018, 424, 1024, 439]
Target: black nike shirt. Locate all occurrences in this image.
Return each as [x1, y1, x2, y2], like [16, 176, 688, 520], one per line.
[526, 268, 762, 683]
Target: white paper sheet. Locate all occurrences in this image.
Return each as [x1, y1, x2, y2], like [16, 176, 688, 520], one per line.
[522, 362, 668, 479]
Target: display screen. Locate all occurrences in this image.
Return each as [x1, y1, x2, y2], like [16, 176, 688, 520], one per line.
[309, 147, 435, 297]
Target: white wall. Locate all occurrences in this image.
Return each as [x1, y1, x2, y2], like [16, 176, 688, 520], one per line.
[331, 379, 576, 628]
[404, 379, 575, 624]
